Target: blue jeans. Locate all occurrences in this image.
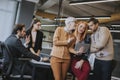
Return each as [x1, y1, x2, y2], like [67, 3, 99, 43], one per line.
[93, 58, 113, 80]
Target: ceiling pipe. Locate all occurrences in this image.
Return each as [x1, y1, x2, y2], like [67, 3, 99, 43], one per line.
[69, 0, 120, 5]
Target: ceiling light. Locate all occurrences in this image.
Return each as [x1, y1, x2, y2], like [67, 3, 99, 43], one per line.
[26, 0, 39, 3]
[54, 16, 110, 20]
[114, 39, 120, 43]
[111, 24, 120, 27]
[41, 24, 58, 27]
[69, 0, 120, 5]
[110, 30, 120, 33]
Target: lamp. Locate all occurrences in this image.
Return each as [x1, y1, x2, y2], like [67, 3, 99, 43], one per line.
[69, 0, 120, 5]
[54, 16, 111, 20]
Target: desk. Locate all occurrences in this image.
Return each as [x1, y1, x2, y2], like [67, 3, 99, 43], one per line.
[30, 59, 54, 80]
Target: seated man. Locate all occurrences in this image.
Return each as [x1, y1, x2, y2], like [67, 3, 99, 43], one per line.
[4, 24, 48, 75]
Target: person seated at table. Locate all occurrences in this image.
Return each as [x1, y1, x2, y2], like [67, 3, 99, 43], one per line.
[4, 24, 48, 75]
[26, 18, 43, 56]
[26, 18, 51, 80]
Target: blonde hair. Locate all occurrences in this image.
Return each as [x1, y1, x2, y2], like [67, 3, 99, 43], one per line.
[74, 21, 88, 41]
[65, 17, 76, 25]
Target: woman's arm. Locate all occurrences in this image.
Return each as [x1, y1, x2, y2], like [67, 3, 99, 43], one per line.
[37, 49, 40, 56]
[29, 48, 38, 56]
[53, 27, 68, 46]
[75, 59, 84, 69]
[69, 38, 78, 54]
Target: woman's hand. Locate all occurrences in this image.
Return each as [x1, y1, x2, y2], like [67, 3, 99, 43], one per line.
[76, 46, 85, 55]
[42, 57, 49, 62]
[75, 60, 84, 69]
[36, 50, 40, 56]
[25, 35, 30, 45]
[68, 37, 75, 44]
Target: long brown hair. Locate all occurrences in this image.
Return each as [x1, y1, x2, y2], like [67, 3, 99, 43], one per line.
[74, 21, 88, 42]
[29, 18, 41, 31]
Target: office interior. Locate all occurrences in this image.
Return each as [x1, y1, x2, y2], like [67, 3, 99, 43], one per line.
[0, 0, 120, 80]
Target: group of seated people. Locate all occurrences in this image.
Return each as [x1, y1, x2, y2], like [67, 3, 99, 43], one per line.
[1, 16, 114, 80]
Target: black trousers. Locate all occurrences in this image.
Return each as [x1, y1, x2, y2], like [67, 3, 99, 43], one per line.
[93, 59, 113, 80]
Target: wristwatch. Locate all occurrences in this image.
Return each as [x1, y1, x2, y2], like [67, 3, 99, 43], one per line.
[100, 52, 103, 57]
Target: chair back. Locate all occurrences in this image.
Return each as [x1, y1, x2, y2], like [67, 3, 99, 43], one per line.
[0, 41, 4, 73]
[1, 42, 13, 79]
[1, 42, 32, 80]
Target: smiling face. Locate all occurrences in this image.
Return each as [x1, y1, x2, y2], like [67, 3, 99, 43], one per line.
[78, 23, 86, 34]
[75, 21, 88, 41]
[88, 21, 98, 32]
[88, 18, 99, 32]
[19, 27, 26, 38]
[68, 21, 76, 33]
[33, 21, 41, 30]
[65, 17, 76, 33]
[17, 27, 26, 38]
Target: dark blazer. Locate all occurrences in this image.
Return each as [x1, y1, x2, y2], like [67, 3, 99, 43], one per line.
[3, 34, 41, 75]
[26, 30, 43, 52]
[4, 34, 40, 63]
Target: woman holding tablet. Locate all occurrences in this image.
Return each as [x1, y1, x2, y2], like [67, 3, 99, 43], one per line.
[69, 21, 91, 80]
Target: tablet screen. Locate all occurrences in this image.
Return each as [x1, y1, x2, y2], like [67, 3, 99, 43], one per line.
[74, 43, 90, 53]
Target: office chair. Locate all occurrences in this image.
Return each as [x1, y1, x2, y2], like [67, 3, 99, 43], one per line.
[1, 42, 32, 80]
[0, 41, 4, 74]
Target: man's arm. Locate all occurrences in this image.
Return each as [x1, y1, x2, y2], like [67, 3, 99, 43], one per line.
[15, 39, 40, 61]
[90, 44, 99, 53]
[92, 27, 110, 51]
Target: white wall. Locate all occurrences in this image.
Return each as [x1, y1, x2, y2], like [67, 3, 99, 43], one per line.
[0, 0, 17, 41]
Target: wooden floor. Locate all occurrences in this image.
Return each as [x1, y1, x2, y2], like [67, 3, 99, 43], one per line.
[0, 76, 120, 80]
[0, 73, 120, 80]
[66, 72, 120, 80]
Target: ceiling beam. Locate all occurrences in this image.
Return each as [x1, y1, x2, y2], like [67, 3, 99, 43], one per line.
[35, 10, 57, 20]
[99, 13, 120, 23]
[36, 10, 120, 24]
[38, 0, 56, 10]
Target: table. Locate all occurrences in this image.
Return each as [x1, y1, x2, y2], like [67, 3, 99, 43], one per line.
[30, 59, 54, 80]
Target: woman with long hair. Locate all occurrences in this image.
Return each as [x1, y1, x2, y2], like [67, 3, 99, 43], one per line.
[69, 21, 91, 80]
[26, 18, 43, 56]
[26, 18, 50, 80]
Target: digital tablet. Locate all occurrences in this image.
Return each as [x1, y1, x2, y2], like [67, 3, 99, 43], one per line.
[74, 43, 90, 53]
